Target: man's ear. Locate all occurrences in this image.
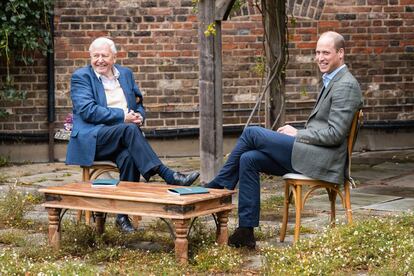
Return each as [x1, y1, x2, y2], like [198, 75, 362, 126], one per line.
[339, 48, 344, 59]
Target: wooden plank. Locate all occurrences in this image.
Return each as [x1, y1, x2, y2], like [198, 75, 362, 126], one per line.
[42, 194, 235, 220]
[198, 0, 224, 183]
[39, 182, 235, 205]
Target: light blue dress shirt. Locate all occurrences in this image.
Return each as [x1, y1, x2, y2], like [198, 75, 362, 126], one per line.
[322, 64, 346, 88]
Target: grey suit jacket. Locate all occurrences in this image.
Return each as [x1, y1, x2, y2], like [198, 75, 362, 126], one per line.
[291, 66, 363, 185]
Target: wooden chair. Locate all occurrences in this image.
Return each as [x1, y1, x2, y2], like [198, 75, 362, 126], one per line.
[78, 161, 141, 227]
[279, 110, 363, 243]
[77, 161, 119, 224]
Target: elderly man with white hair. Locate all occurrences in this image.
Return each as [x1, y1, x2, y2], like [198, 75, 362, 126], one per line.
[66, 37, 199, 233]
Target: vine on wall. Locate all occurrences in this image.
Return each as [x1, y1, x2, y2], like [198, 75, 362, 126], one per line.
[0, 0, 53, 117]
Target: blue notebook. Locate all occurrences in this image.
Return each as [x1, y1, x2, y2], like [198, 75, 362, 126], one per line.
[91, 179, 119, 187]
[168, 186, 209, 195]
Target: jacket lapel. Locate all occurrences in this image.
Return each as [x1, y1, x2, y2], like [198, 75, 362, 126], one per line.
[89, 66, 107, 107]
[308, 66, 349, 119]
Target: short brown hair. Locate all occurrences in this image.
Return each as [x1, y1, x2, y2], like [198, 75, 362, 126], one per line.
[320, 31, 345, 51]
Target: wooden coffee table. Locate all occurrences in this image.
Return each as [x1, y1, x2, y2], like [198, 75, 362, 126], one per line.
[39, 182, 235, 263]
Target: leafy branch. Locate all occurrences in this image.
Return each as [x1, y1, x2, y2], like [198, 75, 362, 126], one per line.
[0, 0, 53, 117]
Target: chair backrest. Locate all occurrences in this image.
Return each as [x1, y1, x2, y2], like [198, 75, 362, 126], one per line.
[346, 110, 363, 177]
[347, 110, 363, 156]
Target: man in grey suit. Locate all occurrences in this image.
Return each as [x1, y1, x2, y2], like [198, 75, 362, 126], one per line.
[205, 31, 363, 249]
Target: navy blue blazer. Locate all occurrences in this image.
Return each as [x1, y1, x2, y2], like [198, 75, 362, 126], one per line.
[66, 64, 145, 166]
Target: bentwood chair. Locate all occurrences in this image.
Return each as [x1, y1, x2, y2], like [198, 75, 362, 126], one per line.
[280, 110, 363, 243]
[77, 161, 119, 224]
[78, 162, 142, 227]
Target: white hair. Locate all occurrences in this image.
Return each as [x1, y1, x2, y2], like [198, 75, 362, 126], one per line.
[89, 37, 117, 54]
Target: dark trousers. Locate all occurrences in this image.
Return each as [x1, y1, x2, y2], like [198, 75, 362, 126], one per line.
[209, 126, 296, 227]
[95, 123, 162, 182]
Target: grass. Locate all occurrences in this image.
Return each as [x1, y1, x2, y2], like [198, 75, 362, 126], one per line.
[1, 169, 413, 275]
[0, 155, 10, 167]
[262, 213, 414, 275]
[0, 213, 246, 275]
[0, 183, 35, 227]
[1, 197, 413, 275]
[0, 172, 10, 184]
[261, 194, 284, 212]
[0, 229, 28, 247]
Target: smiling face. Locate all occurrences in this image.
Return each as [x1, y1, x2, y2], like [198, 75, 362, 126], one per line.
[90, 43, 116, 78]
[315, 34, 344, 74]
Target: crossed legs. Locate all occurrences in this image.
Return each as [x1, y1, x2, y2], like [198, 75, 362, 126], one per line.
[208, 126, 296, 247]
[94, 123, 199, 232]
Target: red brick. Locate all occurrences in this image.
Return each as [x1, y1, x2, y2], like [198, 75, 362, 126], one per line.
[149, 8, 172, 16]
[68, 52, 90, 59]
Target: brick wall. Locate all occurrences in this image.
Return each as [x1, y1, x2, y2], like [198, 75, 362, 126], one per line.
[0, 57, 49, 133]
[0, 0, 413, 135]
[285, 0, 414, 123]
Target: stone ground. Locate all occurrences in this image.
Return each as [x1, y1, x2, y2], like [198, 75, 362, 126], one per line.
[0, 149, 414, 270]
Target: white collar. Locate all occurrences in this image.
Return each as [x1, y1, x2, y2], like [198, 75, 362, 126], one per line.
[93, 66, 120, 81]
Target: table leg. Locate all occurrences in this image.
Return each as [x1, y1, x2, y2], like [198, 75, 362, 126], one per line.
[172, 219, 190, 264]
[47, 208, 61, 250]
[216, 210, 230, 245]
[95, 212, 105, 234]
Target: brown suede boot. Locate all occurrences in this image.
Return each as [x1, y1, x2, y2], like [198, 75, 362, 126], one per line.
[228, 227, 256, 249]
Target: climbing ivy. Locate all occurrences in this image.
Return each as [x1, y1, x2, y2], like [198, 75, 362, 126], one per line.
[0, 0, 53, 116]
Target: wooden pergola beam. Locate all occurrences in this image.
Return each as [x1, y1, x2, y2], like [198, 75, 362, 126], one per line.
[199, 0, 237, 182]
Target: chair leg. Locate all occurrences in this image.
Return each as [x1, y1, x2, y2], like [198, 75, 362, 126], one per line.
[77, 167, 91, 223]
[294, 185, 302, 244]
[344, 181, 353, 224]
[280, 182, 291, 242]
[76, 210, 83, 222]
[327, 188, 337, 226]
[132, 215, 142, 228]
[85, 211, 92, 225]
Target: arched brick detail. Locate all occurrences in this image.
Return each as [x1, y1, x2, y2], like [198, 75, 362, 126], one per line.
[231, 0, 326, 20]
[287, 0, 325, 20]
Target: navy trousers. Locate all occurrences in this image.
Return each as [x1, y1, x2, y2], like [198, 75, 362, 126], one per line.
[95, 123, 162, 182]
[209, 126, 296, 227]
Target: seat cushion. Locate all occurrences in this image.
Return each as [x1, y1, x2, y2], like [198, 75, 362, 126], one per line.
[282, 173, 315, 180]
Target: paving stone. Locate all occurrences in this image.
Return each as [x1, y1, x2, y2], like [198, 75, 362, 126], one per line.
[355, 184, 414, 198]
[126, 240, 169, 252]
[304, 191, 402, 211]
[386, 174, 414, 188]
[352, 166, 405, 183]
[361, 198, 414, 212]
[372, 162, 414, 173]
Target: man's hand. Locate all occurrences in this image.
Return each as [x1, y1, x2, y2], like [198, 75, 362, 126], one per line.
[277, 125, 298, 137]
[124, 110, 143, 126]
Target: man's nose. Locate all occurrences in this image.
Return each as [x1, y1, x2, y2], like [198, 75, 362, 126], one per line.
[316, 55, 323, 62]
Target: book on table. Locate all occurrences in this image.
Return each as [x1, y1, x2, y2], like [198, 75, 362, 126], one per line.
[168, 186, 209, 195]
[91, 178, 119, 188]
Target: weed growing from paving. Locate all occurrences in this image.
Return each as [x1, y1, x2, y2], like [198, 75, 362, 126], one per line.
[0, 183, 34, 226]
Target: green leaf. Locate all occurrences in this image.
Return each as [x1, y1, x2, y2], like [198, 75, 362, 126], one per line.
[0, 0, 52, 102]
